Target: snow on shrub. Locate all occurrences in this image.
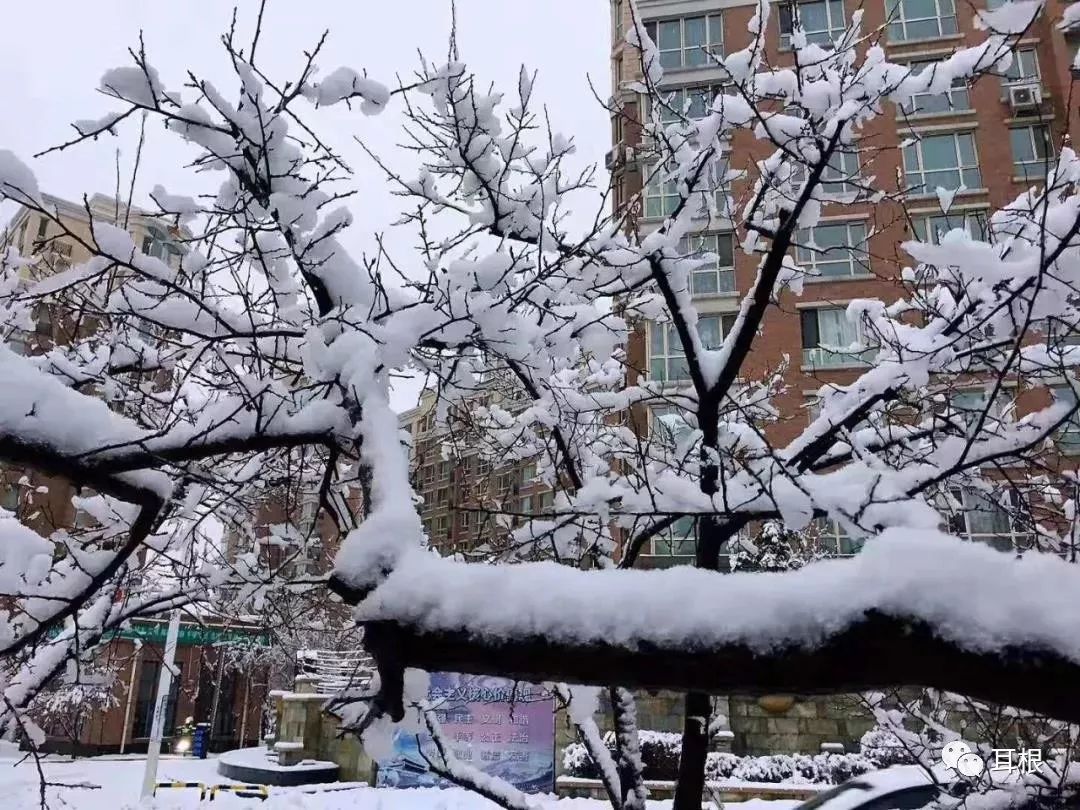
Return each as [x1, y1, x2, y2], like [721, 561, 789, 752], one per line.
[859, 726, 918, 768]
[564, 734, 875, 784]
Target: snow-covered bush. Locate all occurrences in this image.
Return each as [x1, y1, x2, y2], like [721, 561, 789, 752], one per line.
[565, 738, 875, 785]
[859, 726, 917, 768]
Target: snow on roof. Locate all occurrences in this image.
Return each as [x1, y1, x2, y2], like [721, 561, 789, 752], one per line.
[351, 527, 1080, 663]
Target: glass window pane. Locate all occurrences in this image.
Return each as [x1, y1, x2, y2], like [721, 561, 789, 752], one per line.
[692, 270, 718, 295]
[685, 17, 707, 47]
[658, 20, 682, 49]
[903, 144, 919, 171]
[904, 0, 938, 17]
[905, 19, 938, 38]
[698, 316, 722, 348]
[716, 233, 734, 265]
[650, 324, 664, 354]
[956, 133, 976, 163]
[660, 51, 682, 69]
[1010, 128, 1033, 162]
[709, 15, 724, 46]
[921, 136, 958, 169]
[800, 1, 828, 32]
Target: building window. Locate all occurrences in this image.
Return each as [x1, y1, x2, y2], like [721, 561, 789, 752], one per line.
[902, 61, 970, 115]
[912, 211, 988, 244]
[141, 225, 181, 263]
[902, 132, 980, 193]
[644, 14, 724, 70]
[519, 495, 533, 514]
[459, 511, 471, 530]
[612, 0, 623, 41]
[1054, 386, 1080, 454]
[800, 307, 875, 368]
[649, 313, 737, 381]
[779, 0, 846, 48]
[795, 221, 869, 278]
[790, 148, 861, 198]
[945, 488, 1029, 552]
[643, 516, 697, 558]
[1003, 48, 1040, 85]
[813, 517, 863, 556]
[942, 389, 1005, 435]
[1010, 125, 1053, 182]
[652, 84, 723, 124]
[645, 157, 730, 220]
[35, 217, 48, 240]
[887, 0, 957, 41]
[644, 168, 680, 219]
[680, 232, 735, 295]
[434, 515, 451, 542]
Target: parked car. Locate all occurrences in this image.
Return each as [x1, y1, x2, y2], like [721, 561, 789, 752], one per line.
[794, 766, 958, 810]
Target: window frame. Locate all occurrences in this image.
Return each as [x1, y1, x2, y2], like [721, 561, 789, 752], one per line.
[644, 14, 724, 70]
[902, 60, 971, 116]
[795, 220, 870, 279]
[945, 487, 1030, 552]
[649, 313, 738, 382]
[800, 306, 876, 368]
[1054, 385, 1080, 454]
[679, 232, 736, 296]
[813, 517, 864, 556]
[912, 210, 988, 244]
[902, 131, 981, 193]
[1002, 47, 1040, 86]
[790, 147, 862, 198]
[887, 0, 958, 42]
[652, 84, 724, 124]
[1009, 124, 1054, 182]
[778, 0, 847, 48]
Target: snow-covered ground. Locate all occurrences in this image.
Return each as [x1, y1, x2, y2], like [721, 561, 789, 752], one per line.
[0, 747, 802, 809]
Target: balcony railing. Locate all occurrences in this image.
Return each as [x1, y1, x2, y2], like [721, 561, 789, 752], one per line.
[802, 345, 877, 369]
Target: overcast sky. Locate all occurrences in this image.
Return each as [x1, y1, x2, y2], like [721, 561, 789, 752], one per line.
[0, 1, 612, 410]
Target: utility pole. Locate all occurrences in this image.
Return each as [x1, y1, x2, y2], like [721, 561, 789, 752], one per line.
[140, 610, 181, 798]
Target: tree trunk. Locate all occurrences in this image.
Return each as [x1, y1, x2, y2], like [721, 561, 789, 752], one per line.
[673, 690, 711, 810]
[610, 686, 647, 810]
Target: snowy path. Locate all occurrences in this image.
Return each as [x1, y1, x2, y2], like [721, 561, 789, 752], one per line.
[0, 749, 801, 809]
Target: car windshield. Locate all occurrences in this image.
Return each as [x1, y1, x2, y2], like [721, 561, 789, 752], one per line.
[794, 781, 873, 810]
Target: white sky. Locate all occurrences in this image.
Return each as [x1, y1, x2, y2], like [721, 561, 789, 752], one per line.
[0, 1, 612, 411]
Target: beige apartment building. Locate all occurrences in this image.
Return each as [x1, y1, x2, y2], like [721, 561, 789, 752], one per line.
[399, 388, 554, 555]
[1, 194, 270, 755]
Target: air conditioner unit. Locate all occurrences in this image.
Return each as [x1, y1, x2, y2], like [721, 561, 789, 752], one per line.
[1007, 83, 1042, 112]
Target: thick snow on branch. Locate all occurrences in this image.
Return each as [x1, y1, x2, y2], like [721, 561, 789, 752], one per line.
[356, 529, 1080, 661]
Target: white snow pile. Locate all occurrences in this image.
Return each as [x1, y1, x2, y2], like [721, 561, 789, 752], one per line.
[355, 527, 1080, 660]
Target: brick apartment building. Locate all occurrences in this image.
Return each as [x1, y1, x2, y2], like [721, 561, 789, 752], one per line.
[2, 195, 269, 754]
[608, 0, 1080, 562]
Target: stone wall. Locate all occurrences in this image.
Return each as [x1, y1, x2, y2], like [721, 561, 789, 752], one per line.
[728, 695, 875, 756]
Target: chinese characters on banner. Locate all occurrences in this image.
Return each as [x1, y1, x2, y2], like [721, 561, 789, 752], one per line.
[375, 673, 556, 793]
